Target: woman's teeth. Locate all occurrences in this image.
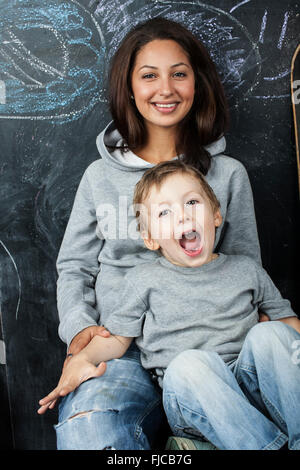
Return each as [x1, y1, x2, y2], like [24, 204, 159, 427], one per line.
[154, 103, 177, 108]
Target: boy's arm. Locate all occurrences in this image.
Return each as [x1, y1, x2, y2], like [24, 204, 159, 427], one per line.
[78, 334, 133, 364]
[38, 335, 132, 414]
[254, 264, 298, 327]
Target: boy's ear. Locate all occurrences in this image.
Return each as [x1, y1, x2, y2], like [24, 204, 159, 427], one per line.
[214, 209, 222, 228]
[141, 230, 160, 251]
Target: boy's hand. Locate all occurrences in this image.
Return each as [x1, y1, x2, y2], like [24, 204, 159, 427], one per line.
[258, 313, 270, 322]
[37, 356, 106, 415]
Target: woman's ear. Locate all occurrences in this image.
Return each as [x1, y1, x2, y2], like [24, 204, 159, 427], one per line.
[214, 209, 222, 228]
[141, 231, 160, 251]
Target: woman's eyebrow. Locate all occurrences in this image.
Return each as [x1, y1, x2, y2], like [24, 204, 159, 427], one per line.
[138, 62, 190, 71]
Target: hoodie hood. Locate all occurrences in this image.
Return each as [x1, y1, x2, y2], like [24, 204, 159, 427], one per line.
[96, 121, 226, 172]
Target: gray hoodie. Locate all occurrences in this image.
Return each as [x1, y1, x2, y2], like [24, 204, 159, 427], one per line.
[57, 121, 261, 346]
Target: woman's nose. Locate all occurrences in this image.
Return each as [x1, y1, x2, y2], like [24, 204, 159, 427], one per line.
[158, 77, 174, 96]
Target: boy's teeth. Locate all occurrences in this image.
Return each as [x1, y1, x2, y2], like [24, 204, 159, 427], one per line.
[184, 231, 198, 239]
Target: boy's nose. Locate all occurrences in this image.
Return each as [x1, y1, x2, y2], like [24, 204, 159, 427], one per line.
[177, 210, 191, 224]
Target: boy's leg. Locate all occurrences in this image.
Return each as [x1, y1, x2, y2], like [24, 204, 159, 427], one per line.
[55, 346, 164, 450]
[234, 321, 300, 450]
[162, 349, 287, 450]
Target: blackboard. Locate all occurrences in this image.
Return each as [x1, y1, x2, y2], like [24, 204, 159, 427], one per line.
[0, 0, 299, 450]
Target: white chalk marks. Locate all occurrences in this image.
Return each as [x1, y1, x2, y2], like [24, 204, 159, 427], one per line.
[230, 0, 251, 14]
[0, 0, 106, 122]
[0, 240, 21, 321]
[0, 340, 6, 364]
[259, 10, 268, 44]
[0, 80, 5, 104]
[278, 11, 289, 50]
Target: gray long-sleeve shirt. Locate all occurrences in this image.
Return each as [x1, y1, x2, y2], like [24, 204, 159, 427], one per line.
[56, 121, 261, 346]
[104, 254, 296, 386]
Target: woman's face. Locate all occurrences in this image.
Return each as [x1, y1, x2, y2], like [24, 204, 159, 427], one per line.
[131, 39, 195, 133]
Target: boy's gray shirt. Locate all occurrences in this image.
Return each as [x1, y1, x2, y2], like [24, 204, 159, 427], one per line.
[104, 254, 296, 386]
[57, 121, 262, 346]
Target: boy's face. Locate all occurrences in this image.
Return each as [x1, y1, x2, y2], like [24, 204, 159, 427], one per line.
[141, 172, 222, 267]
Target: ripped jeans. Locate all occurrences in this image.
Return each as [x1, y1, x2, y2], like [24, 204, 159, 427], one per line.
[55, 343, 164, 450]
[163, 322, 300, 450]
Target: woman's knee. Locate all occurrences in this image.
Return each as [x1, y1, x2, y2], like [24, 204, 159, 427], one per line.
[58, 357, 160, 423]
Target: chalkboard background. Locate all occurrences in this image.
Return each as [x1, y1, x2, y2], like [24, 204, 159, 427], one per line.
[0, 0, 299, 450]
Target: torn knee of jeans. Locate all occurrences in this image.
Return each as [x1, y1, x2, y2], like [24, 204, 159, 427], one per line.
[69, 409, 119, 420]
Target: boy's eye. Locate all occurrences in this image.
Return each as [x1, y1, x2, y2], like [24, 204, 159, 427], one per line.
[158, 209, 170, 218]
[185, 199, 199, 206]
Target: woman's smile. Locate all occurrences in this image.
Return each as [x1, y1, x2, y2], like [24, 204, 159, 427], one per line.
[151, 101, 181, 114]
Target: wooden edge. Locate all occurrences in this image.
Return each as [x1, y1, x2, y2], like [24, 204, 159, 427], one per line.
[291, 44, 300, 197]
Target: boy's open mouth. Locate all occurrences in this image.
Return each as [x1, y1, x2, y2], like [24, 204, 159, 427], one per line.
[179, 230, 203, 257]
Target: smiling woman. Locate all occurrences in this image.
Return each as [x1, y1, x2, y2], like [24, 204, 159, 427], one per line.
[131, 40, 195, 143]
[108, 17, 229, 172]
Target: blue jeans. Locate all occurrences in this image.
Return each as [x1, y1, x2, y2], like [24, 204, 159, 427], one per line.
[55, 343, 164, 449]
[163, 322, 300, 450]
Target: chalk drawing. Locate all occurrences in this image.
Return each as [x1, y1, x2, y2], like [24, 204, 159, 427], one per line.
[0, 340, 6, 364]
[0, 80, 5, 104]
[259, 10, 291, 86]
[0, 0, 295, 119]
[277, 11, 289, 50]
[0, 0, 106, 123]
[0, 240, 21, 320]
[229, 0, 251, 14]
[259, 10, 267, 44]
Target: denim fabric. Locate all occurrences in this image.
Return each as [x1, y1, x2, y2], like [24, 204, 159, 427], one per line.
[55, 343, 164, 450]
[163, 322, 300, 450]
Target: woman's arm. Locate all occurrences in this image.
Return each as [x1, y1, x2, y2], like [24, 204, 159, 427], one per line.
[215, 159, 262, 265]
[57, 164, 104, 348]
[38, 335, 133, 414]
[277, 316, 300, 334]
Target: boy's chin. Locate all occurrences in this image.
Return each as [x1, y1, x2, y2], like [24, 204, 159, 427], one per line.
[162, 249, 209, 268]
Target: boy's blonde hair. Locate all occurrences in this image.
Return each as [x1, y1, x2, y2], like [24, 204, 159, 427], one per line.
[133, 160, 220, 232]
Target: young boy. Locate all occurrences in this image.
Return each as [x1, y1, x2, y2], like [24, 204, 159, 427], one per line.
[38, 161, 300, 450]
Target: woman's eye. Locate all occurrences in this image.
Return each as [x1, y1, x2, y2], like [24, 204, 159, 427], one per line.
[142, 73, 156, 79]
[159, 209, 170, 217]
[173, 71, 186, 78]
[185, 199, 199, 206]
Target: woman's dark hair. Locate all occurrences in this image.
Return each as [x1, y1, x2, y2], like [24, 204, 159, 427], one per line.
[108, 17, 229, 175]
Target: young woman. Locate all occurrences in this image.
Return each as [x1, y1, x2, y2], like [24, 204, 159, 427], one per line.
[51, 17, 262, 449]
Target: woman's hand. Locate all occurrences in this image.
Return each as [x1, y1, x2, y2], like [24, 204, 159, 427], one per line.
[37, 356, 107, 415]
[67, 325, 111, 357]
[40, 326, 111, 414]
